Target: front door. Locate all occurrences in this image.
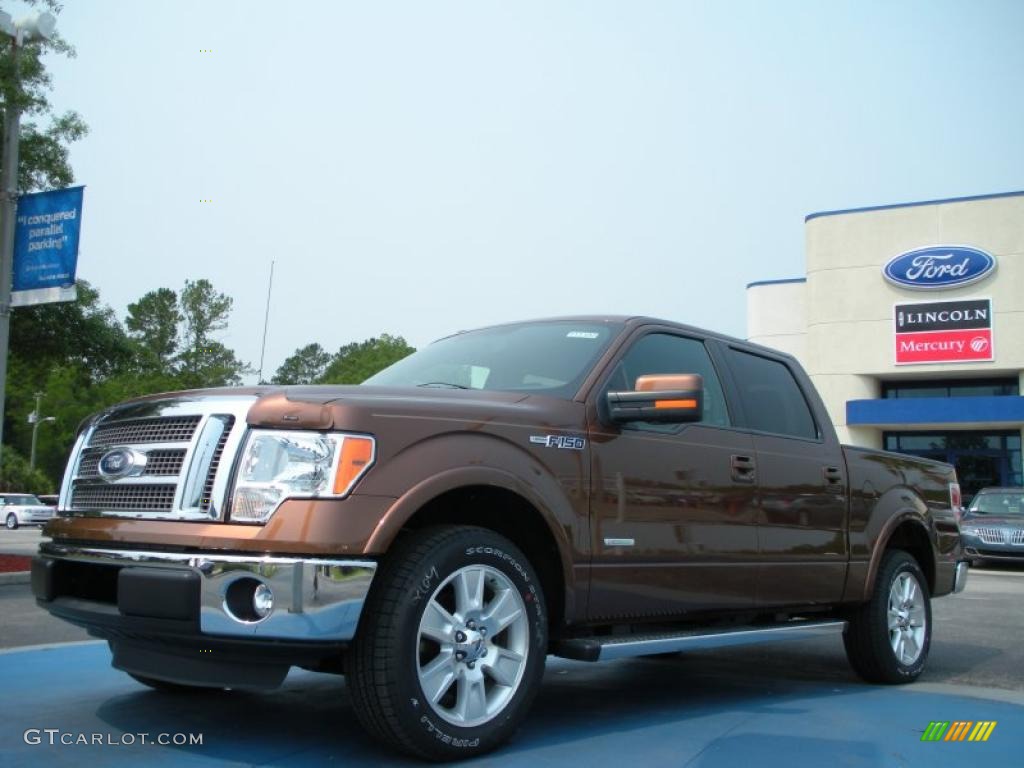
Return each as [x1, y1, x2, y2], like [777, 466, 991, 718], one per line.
[587, 331, 759, 621]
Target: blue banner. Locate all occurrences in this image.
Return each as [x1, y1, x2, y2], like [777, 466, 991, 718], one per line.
[11, 186, 84, 307]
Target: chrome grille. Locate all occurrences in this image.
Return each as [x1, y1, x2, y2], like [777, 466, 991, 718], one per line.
[200, 417, 234, 513]
[142, 450, 187, 476]
[71, 483, 177, 511]
[77, 448, 186, 479]
[60, 398, 255, 521]
[1011, 529, 1024, 546]
[977, 527, 1007, 545]
[88, 416, 201, 448]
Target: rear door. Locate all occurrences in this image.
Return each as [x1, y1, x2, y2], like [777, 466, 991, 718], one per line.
[715, 344, 849, 607]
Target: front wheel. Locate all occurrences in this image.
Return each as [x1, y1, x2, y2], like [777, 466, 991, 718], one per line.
[5, 514, 17, 530]
[346, 526, 547, 761]
[844, 549, 931, 683]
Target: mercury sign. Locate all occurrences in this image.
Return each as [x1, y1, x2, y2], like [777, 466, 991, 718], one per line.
[11, 186, 84, 307]
[894, 298, 994, 365]
[883, 245, 996, 290]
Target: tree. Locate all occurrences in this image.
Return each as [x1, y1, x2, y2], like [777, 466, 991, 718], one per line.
[0, 0, 87, 193]
[126, 288, 181, 373]
[319, 334, 415, 385]
[176, 279, 249, 387]
[272, 343, 331, 385]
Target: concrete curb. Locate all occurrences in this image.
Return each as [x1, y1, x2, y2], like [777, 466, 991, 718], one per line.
[0, 571, 30, 585]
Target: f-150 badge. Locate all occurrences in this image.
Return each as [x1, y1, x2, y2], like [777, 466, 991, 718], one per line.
[530, 435, 586, 450]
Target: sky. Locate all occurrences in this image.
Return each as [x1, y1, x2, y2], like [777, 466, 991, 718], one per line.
[16, 0, 1024, 382]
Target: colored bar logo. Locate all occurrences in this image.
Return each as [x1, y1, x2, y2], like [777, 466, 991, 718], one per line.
[921, 721, 997, 742]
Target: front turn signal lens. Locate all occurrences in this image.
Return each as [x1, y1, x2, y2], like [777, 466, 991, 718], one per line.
[334, 436, 375, 495]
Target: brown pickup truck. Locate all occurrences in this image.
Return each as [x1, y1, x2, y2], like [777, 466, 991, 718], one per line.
[33, 316, 967, 760]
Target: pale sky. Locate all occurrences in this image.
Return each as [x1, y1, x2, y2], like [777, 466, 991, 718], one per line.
[21, 0, 1024, 381]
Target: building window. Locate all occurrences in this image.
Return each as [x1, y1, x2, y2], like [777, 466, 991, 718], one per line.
[881, 378, 1019, 399]
[884, 431, 1023, 500]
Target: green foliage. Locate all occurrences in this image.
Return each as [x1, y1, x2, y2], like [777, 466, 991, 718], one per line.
[0, 446, 53, 494]
[319, 334, 416, 385]
[0, 0, 86, 193]
[271, 343, 332, 385]
[126, 287, 181, 373]
[176, 279, 249, 386]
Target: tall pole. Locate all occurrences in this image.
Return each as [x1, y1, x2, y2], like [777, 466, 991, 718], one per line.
[29, 391, 40, 469]
[0, 35, 21, 477]
[257, 259, 275, 383]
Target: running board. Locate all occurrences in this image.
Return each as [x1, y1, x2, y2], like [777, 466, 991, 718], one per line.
[552, 620, 848, 662]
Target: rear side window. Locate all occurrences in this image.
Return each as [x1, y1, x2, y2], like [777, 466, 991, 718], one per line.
[726, 349, 818, 439]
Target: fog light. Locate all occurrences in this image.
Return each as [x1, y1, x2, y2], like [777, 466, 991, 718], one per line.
[253, 583, 274, 618]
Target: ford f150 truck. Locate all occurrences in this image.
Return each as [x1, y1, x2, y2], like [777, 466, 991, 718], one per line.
[33, 316, 967, 760]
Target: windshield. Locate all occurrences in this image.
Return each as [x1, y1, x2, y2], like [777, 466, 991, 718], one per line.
[364, 320, 622, 399]
[970, 492, 1024, 515]
[4, 495, 41, 506]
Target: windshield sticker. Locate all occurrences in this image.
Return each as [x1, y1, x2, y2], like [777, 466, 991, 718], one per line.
[530, 435, 586, 450]
[567, 331, 600, 339]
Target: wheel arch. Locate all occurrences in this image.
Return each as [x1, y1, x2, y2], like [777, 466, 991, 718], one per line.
[866, 514, 936, 598]
[367, 470, 576, 629]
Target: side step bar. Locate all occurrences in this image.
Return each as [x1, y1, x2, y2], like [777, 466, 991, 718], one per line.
[553, 619, 848, 662]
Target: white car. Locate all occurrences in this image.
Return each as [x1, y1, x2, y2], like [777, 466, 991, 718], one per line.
[2, 494, 55, 529]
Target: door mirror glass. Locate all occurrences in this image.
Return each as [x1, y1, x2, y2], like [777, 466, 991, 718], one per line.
[607, 373, 704, 424]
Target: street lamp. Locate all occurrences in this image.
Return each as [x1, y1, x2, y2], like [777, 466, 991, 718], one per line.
[28, 391, 55, 470]
[0, 11, 58, 476]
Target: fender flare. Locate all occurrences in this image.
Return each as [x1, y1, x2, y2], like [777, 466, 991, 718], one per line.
[365, 464, 580, 620]
[863, 509, 934, 599]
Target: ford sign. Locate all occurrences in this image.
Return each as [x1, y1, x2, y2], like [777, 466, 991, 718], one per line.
[883, 246, 996, 290]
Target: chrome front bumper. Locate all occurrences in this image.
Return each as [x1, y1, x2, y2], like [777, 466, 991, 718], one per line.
[34, 543, 376, 642]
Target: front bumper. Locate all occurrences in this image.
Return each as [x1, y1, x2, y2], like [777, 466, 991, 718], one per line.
[961, 533, 1024, 562]
[32, 543, 377, 689]
[14, 511, 55, 525]
[33, 543, 376, 641]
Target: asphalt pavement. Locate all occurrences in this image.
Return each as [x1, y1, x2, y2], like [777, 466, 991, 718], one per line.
[1, 525, 1022, 765]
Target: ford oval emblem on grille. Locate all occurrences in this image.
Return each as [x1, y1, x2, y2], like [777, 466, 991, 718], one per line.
[98, 448, 147, 480]
[883, 245, 996, 290]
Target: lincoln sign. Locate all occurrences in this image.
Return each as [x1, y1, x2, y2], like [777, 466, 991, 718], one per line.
[894, 298, 993, 365]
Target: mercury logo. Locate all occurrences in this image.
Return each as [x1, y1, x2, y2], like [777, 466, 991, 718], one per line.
[970, 337, 989, 353]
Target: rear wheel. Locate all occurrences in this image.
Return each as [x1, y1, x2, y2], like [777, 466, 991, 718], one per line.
[346, 526, 547, 760]
[5, 514, 17, 530]
[844, 549, 931, 683]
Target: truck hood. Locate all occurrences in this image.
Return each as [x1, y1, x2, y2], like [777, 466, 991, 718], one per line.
[101, 384, 580, 433]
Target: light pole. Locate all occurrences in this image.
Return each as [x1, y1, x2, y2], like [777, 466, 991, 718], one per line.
[28, 390, 55, 470]
[0, 11, 57, 477]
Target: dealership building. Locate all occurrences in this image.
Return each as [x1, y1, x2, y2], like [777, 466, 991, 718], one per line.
[747, 190, 1023, 499]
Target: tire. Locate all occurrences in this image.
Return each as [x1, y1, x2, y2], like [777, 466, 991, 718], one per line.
[5, 514, 17, 530]
[844, 549, 931, 684]
[346, 526, 547, 761]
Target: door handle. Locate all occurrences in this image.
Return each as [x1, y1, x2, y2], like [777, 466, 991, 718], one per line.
[823, 466, 845, 493]
[731, 455, 756, 483]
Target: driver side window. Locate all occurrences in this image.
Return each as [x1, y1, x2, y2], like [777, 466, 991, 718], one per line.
[608, 333, 731, 428]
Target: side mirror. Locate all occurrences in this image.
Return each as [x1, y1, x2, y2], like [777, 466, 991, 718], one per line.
[607, 374, 704, 424]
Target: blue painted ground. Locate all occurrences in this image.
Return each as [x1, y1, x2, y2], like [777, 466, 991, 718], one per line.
[0, 641, 1021, 766]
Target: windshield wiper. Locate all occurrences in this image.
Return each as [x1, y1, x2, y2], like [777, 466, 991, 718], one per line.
[416, 382, 470, 390]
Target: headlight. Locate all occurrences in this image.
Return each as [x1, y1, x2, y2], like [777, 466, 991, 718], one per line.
[960, 525, 979, 536]
[231, 430, 375, 523]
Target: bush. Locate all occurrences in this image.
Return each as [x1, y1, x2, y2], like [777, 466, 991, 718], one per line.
[0, 446, 55, 495]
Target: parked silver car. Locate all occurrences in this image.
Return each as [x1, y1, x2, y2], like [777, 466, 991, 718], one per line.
[2, 494, 55, 529]
[960, 487, 1024, 566]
